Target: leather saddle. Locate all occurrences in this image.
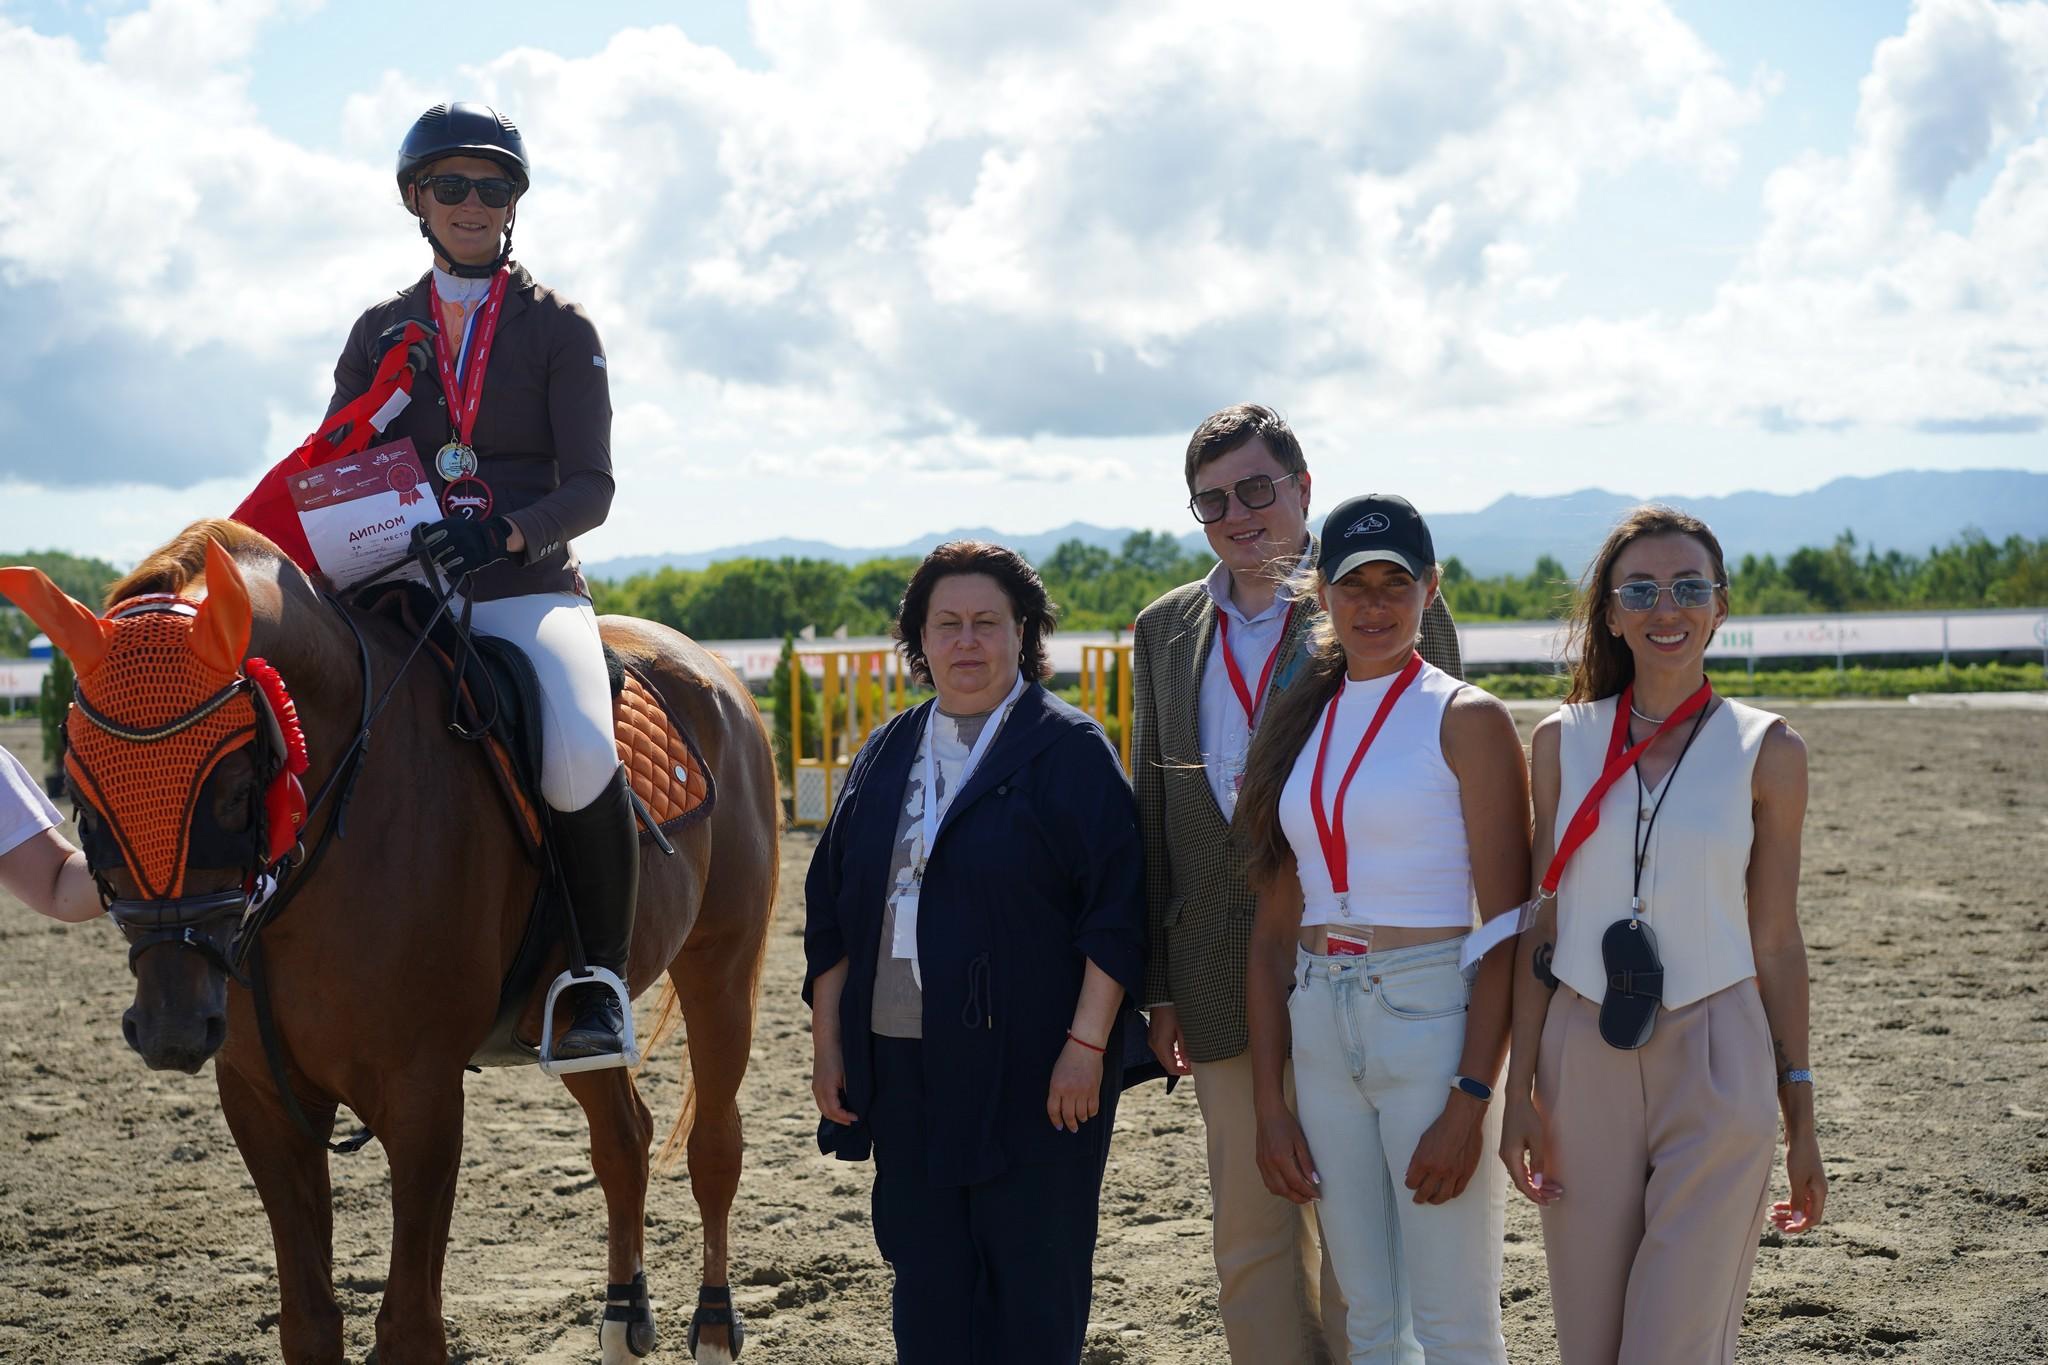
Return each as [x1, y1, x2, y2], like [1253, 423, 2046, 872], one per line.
[353, 581, 716, 1066]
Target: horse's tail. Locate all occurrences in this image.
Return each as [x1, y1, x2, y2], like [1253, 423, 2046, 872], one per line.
[650, 687, 781, 1172]
[643, 982, 697, 1170]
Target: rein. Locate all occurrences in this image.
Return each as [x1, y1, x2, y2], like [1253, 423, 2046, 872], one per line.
[229, 570, 467, 1156]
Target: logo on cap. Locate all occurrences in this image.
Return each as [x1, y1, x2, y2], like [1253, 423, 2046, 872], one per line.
[1348, 512, 1392, 537]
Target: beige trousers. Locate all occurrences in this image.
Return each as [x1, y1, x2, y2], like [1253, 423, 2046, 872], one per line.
[1191, 1051, 1348, 1365]
[1536, 980, 1779, 1365]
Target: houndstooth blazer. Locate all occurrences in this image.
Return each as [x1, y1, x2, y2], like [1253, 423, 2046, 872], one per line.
[1131, 568, 1463, 1063]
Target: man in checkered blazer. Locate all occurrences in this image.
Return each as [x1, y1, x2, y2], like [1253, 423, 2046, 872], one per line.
[1132, 404, 1463, 1364]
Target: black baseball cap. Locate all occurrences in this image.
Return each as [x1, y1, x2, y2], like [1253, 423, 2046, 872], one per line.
[1319, 494, 1435, 582]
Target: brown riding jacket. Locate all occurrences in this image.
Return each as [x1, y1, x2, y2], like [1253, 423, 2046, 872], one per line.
[325, 263, 614, 601]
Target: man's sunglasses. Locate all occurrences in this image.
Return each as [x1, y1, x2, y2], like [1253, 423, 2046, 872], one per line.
[1611, 577, 1724, 612]
[1188, 472, 1299, 525]
[417, 174, 519, 209]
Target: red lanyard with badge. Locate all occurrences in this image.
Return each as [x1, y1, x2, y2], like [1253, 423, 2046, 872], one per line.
[1307, 651, 1422, 952]
[1458, 678, 1715, 976]
[1216, 600, 1297, 801]
[427, 267, 509, 522]
[1540, 679, 1713, 901]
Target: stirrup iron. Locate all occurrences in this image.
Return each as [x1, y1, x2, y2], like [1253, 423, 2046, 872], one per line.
[538, 966, 640, 1076]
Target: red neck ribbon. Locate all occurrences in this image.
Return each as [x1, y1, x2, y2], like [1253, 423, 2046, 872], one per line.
[1539, 679, 1713, 895]
[428, 268, 510, 447]
[1215, 599, 1298, 727]
[1309, 651, 1424, 899]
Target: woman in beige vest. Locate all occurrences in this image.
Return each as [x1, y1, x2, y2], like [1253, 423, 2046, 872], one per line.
[1498, 505, 1827, 1364]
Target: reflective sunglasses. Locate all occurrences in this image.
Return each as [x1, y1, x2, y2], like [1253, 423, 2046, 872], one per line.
[418, 174, 519, 209]
[1611, 577, 1724, 612]
[1188, 472, 1299, 524]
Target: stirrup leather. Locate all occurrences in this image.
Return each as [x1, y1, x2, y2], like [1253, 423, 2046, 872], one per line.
[538, 966, 640, 1076]
[687, 1283, 746, 1359]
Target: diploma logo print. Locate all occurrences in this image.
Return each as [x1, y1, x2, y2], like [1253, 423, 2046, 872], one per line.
[1347, 512, 1391, 537]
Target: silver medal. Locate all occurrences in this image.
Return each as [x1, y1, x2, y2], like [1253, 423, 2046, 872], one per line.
[434, 441, 479, 482]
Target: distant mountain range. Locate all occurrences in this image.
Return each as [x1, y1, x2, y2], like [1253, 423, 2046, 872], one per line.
[583, 468, 2048, 581]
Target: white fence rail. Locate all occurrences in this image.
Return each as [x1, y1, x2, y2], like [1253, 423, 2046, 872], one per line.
[5, 608, 2043, 700]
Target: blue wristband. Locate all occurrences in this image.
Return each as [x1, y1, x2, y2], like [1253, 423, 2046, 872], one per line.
[1778, 1068, 1813, 1087]
[1451, 1074, 1493, 1103]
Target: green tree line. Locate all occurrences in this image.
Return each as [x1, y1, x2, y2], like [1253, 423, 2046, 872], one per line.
[2, 530, 2041, 661]
[599, 529, 2047, 640]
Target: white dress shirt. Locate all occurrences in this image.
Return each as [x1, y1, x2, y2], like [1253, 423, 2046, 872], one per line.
[1197, 549, 1310, 820]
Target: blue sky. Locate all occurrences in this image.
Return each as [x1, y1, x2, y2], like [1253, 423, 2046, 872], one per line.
[1, 0, 2045, 565]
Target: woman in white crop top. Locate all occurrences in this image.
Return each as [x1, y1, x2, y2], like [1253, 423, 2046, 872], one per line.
[1238, 496, 1531, 1365]
[1499, 505, 1826, 1365]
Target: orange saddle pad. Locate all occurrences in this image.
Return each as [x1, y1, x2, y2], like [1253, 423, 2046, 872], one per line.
[614, 665, 714, 838]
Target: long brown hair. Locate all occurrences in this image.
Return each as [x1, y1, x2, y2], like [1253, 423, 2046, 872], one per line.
[1234, 564, 1438, 891]
[1564, 504, 1729, 703]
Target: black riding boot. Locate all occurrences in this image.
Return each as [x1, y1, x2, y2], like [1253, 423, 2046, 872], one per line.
[551, 766, 640, 1060]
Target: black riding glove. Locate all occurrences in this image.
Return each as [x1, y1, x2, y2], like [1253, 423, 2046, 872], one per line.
[412, 516, 512, 579]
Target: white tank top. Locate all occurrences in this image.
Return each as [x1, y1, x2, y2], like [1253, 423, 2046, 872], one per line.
[1279, 660, 1474, 929]
[1552, 695, 1781, 1008]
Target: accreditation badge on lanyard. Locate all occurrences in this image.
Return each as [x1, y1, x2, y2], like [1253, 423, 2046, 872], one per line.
[427, 269, 509, 518]
[889, 673, 1029, 988]
[1217, 601, 1297, 810]
[1309, 652, 1422, 927]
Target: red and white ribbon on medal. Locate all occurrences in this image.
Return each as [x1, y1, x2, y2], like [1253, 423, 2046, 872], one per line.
[1308, 651, 1423, 919]
[428, 268, 510, 450]
[1458, 677, 1714, 974]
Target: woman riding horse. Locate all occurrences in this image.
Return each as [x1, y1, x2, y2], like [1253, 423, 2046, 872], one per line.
[330, 100, 635, 1060]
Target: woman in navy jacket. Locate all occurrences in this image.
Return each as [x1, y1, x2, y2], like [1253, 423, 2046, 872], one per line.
[804, 541, 1147, 1365]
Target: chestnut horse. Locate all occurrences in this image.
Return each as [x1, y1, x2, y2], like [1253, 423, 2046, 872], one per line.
[0, 520, 777, 1365]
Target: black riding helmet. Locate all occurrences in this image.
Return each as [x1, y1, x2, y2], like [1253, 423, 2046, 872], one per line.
[397, 102, 529, 277]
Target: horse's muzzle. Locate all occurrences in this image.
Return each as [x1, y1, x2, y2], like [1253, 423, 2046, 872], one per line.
[111, 890, 244, 1072]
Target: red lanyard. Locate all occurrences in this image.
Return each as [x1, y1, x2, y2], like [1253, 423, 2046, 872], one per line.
[428, 268, 510, 447]
[1215, 600, 1297, 727]
[1309, 651, 1423, 907]
[1538, 679, 1713, 895]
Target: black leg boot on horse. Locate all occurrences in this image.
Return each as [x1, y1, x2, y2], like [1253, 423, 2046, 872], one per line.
[550, 765, 641, 1065]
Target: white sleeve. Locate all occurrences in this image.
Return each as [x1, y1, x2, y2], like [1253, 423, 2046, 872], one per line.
[0, 744, 61, 858]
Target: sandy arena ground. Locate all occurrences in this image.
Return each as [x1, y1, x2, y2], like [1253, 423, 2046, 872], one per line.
[1, 704, 2044, 1363]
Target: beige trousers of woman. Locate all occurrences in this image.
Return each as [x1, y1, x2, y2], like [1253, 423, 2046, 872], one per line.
[1536, 980, 1778, 1365]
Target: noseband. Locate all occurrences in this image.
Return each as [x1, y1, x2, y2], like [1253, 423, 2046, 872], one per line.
[107, 887, 249, 976]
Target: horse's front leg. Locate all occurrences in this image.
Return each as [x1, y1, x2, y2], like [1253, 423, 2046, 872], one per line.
[565, 1067, 656, 1363]
[367, 1072, 466, 1365]
[217, 1058, 344, 1365]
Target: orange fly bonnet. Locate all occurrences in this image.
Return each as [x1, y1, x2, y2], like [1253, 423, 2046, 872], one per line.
[0, 539, 308, 900]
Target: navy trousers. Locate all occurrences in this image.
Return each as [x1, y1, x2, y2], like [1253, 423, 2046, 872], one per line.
[867, 1036, 1108, 1365]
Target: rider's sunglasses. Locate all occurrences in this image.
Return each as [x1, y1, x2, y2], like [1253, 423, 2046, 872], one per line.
[1611, 577, 1724, 612]
[418, 174, 519, 209]
[1189, 472, 1299, 525]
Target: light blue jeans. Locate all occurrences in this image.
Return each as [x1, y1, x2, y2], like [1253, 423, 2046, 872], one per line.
[1289, 939, 1507, 1364]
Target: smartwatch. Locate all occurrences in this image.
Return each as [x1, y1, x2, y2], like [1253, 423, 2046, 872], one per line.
[1451, 1074, 1493, 1103]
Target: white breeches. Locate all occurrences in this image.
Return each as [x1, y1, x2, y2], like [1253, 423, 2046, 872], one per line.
[464, 592, 619, 812]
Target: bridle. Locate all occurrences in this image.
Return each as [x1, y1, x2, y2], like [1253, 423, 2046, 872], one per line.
[80, 571, 462, 985]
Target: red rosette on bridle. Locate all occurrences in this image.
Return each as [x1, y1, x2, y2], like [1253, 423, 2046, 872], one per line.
[246, 657, 310, 863]
[245, 657, 309, 775]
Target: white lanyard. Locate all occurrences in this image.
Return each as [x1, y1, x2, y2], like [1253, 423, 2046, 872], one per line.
[914, 671, 1028, 885]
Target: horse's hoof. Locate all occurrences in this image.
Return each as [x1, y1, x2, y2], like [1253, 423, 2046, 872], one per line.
[686, 1283, 744, 1361]
[599, 1271, 657, 1362]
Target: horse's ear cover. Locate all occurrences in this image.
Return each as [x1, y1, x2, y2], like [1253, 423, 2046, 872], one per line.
[0, 566, 114, 676]
[189, 538, 253, 675]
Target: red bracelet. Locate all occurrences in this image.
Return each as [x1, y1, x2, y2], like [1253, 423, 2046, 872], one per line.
[1066, 1030, 1106, 1053]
